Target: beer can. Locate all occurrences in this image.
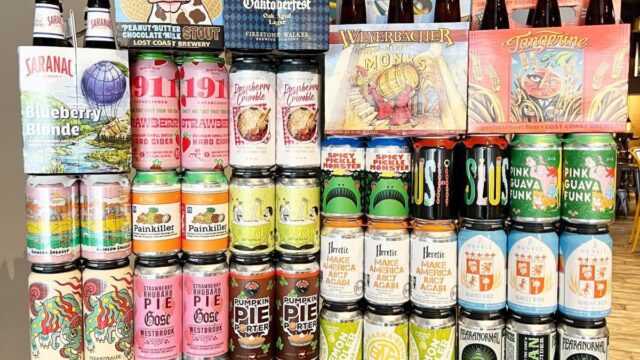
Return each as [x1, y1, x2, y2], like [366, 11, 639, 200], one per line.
[364, 223, 410, 306]
[562, 133, 617, 225]
[460, 135, 509, 220]
[363, 305, 409, 360]
[26, 175, 80, 264]
[229, 254, 275, 360]
[179, 54, 229, 171]
[182, 171, 229, 255]
[458, 309, 505, 360]
[509, 134, 561, 223]
[132, 171, 181, 256]
[365, 137, 412, 220]
[276, 58, 321, 168]
[275, 253, 320, 360]
[410, 221, 457, 309]
[131, 52, 180, 171]
[458, 219, 507, 312]
[507, 222, 558, 317]
[320, 221, 364, 303]
[229, 57, 276, 168]
[83, 258, 133, 360]
[229, 168, 275, 255]
[505, 313, 556, 360]
[409, 308, 456, 360]
[319, 302, 363, 360]
[412, 136, 458, 221]
[183, 253, 229, 359]
[320, 136, 366, 219]
[29, 262, 83, 360]
[558, 317, 608, 360]
[276, 168, 320, 254]
[134, 255, 182, 360]
[80, 174, 132, 261]
[559, 224, 612, 320]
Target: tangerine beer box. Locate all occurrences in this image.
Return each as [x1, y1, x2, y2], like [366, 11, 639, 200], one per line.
[19, 46, 131, 174]
[325, 23, 469, 136]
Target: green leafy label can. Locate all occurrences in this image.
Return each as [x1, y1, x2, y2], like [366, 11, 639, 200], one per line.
[409, 308, 456, 360]
[562, 134, 617, 225]
[276, 169, 320, 254]
[364, 305, 409, 360]
[319, 302, 363, 360]
[509, 134, 561, 223]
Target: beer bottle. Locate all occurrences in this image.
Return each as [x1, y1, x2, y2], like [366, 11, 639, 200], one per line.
[585, 0, 615, 25]
[434, 0, 461, 22]
[340, 0, 367, 24]
[84, 0, 116, 48]
[480, 0, 510, 29]
[32, 0, 67, 46]
[388, 0, 414, 23]
[531, 0, 562, 27]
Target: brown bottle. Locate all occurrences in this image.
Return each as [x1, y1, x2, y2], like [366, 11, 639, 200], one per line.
[585, 0, 615, 25]
[340, 0, 367, 24]
[388, 0, 415, 23]
[84, 0, 116, 49]
[531, 0, 562, 27]
[32, 0, 68, 46]
[480, 0, 510, 29]
[434, 0, 461, 22]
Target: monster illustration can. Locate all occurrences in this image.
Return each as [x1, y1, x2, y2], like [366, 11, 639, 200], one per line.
[229, 168, 275, 255]
[26, 176, 80, 264]
[562, 134, 617, 225]
[409, 307, 456, 360]
[458, 309, 505, 360]
[319, 302, 363, 360]
[460, 135, 509, 220]
[509, 134, 561, 224]
[412, 136, 457, 221]
[505, 313, 556, 360]
[363, 305, 409, 360]
[557, 317, 608, 360]
[83, 258, 134, 360]
[365, 137, 412, 220]
[320, 221, 364, 303]
[29, 262, 83, 360]
[321, 136, 365, 219]
[559, 224, 612, 320]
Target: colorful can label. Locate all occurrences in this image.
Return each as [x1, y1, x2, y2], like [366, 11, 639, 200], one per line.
[410, 230, 457, 308]
[276, 179, 320, 253]
[458, 322, 504, 360]
[365, 229, 410, 305]
[132, 186, 181, 255]
[182, 174, 229, 254]
[319, 314, 363, 360]
[365, 139, 411, 219]
[320, 226, 364, 303]
[229, 181, 275, 254]
[409, 322, 456, 360]
[559, 331, 608, 359]
[131, 56, 180, 171]
[505, 326, 556, 360]
[321, 137, 365, 218]
[364, 319, 409, 360]
[412, 138, 457, 221]
[179, 58, 229, 171]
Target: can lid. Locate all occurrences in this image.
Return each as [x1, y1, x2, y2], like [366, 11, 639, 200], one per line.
[323, 301, 360, 312]
[414, 219, 457, 232]
[280, 58, 318, 65]
[564, 133, 615, 145]
[413, 307, 455, 319]
[276, 252, 317, 264]
[136, 52, 174, 61]
[231, 167, 275, 179]
[179, 53, 224, 64]
[230, 253, 272, 265]
[85, 258, 130, 270]
[81, 174, 129, 186]
[27, 175, 77, 187]
[134, 171, 180, 185]
[563, 223, 609, 235]
[511, 221, 557, 233]
[560, 315, 607, 329]
[367, 136, 410, 148]
[135, 255, 180, 267]
[31, 262, 78, 274]
[235, 57, 270, 64]
[183, 171, 228, 185]
[509, 312, 554, 324]
[367, 304, 405, 315]
[511, 134, 560, 146]
[460, 308, 503, 320]
[321, 136, 366, 148]
[184, 253, 227, 265]
[278, 167, 319, 178]
[461, 218, 504, 230]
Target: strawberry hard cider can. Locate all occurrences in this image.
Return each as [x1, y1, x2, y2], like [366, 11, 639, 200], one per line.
[132, 52, 180, 171]
[179, 54, 229, 171]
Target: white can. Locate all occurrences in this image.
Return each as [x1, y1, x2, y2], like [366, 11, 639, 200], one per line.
[364, 225, 410, 306]
[320, 224, 364, 303]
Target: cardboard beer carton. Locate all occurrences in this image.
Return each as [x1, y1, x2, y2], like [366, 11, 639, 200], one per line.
[324, 23, 469, 135]
[115, 0, 224, 50]
[19, 46, 131, 174]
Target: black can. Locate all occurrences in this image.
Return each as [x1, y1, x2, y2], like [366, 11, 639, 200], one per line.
[505, 313, 556, 360]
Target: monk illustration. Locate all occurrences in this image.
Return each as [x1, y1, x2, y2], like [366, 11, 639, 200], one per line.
[368, 84, 417, 127]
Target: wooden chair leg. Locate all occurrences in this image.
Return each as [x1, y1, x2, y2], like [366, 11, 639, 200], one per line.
[630, 201, 640, 245]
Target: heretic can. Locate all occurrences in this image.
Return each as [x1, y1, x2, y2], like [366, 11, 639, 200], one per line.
[558, 317, 608, 360]
[183, 253, 229, 359]
[134, 256, 182, 360]
[229, 168, 275, 255]
[505, 313, 556, 360]
[409, 308, 456, 360]
[458, 219, 507, 312]
[562, 134, 617, 225]
[412, 136, 457, 221]
[363, 305, 409, 360]
[229, 57, 276, 168]
[320, 136, 366, 219]
[365, 137, 412, 220]
[29, 263, 83, 360]
[559, 224, 612, 320]
[276, 58, 321, 168]
[460, 135, 509, 220]
[458, 309, 505, 360]
[509, 134, 561, 223]
[320, 221, 364, 303]
[275, 253, 320, 360]
[319, 302, 363, 360]
[229, 254, 275, 360]
[83, 258, 134, 360]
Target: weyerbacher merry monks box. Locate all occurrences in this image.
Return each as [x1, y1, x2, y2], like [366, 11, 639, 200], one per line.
[325, 23, 469, 135]
[19, 47, 131, 174]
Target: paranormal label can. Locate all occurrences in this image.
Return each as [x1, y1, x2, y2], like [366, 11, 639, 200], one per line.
[365, 224, 411, 306]
[319, 302, 363, 360]
[458, 309, 505, 360]
[409, 308, 456, 360]
[505, 314, 556, 360]
[557, 317, 608, 360]
[321, 136, 365, 219]
[276, 169, 320, 254]
[364, 305, 409, 360]
[320, 222, 364, 303]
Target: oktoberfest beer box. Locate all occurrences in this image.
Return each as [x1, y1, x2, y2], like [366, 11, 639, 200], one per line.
[468, 25, 630, 133]
[325, 23, 469, 136]
[115, 0, 224, 49]
[19, 46, 132, 174]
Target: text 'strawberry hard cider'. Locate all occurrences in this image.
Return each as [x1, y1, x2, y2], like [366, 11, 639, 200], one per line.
[179, 54, 229, 171]
[131, 52, 180, 171]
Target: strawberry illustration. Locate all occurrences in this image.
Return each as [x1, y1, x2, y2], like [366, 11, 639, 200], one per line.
[179, 66, 185, 80]
[213, 159, 224, 170]
[181, 95, 187, 107]
[150, 159, 162, 170]
[174, 130, 180, 146]
[154, 60, 166, 66]
[182, 132, 192, 152]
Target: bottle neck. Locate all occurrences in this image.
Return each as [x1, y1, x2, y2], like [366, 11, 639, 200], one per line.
[84, 6, 115, 46]
[33, 2, 65, 40]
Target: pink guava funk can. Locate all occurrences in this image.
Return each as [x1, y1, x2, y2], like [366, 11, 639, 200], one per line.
[134, 255, 183, 360]
[132, 52, 180, 171]
[80, 174, 132, 261]
[25, 176, 80, 264]
[179, 54, 229, 171]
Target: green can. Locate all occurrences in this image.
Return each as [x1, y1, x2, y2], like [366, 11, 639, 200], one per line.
[509, 134, 561, 224]
[562, 134, 617, 225]
[320, 302, 363, 360]
[409, 308, 456, 360]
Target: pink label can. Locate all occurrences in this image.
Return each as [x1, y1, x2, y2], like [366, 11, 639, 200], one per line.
[132, 53, 180, 171]
[179, 56, 229, 171]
